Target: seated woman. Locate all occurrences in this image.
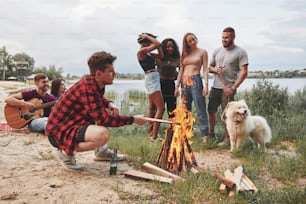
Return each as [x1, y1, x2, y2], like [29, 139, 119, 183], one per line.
[51, 78, 66, 99]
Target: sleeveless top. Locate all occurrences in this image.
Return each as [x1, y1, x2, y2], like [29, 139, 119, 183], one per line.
[139, 54, 155, 72]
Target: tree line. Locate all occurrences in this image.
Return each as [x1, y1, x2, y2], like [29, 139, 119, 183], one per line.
[0, 46, 64, 81]
[2, 45, 304, 81]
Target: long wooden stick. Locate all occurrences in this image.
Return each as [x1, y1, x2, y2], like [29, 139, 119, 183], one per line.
[144, 117, 180, 125]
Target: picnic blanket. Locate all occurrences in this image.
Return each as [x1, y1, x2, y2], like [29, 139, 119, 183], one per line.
[0, 122, 29, 132]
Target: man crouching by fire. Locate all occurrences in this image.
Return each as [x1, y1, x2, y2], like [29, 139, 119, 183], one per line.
[46, 51, 147, 171]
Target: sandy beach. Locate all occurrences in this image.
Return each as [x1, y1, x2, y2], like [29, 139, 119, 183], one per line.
[0, 80, 304, 203]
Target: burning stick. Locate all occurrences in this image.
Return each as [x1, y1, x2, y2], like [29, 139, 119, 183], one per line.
[143, 117, 181, 125]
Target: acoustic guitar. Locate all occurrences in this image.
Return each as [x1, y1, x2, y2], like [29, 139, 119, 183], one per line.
[4, 98, 56, 129]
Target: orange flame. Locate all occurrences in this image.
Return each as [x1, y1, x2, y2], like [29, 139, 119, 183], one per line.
[157, 76, 197, 172]
[182, 75, 194, 86]
[167, 97, 195, 169]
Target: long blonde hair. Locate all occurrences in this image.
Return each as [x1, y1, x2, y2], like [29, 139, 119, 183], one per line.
[181, 32, 198, 64]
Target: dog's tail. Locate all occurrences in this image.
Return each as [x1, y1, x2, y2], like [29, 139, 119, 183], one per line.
[264, 124, 272, 143]
[260, 116, 272, 143]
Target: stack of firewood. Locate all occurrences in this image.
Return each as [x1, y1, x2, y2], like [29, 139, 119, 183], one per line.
[214, 166, 258, 197]
[157, 127, 198, 173]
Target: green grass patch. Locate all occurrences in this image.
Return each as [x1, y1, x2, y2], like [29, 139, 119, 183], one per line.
[105, 82, 306, 203]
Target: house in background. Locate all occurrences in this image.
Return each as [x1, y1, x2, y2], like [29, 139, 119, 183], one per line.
[16, 61, 29, 81]
[25, 74, 35, 85]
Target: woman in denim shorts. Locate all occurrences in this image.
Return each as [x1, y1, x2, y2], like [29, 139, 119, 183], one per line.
[137, 33, 164, 141]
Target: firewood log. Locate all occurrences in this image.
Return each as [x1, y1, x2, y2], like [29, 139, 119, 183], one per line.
[142, 162, 183, 181]
[219, 183, 227, 194]
[233, 166, 243, 191]
[157, 128, 173, 169]
[214, 172, 236, 189]
[242, 174, 258, 192]
[228, 190, 235, 197]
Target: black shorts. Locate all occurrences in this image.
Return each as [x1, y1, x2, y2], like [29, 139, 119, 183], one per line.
[48, 124, 90, 148]
[208, 88, 235, 113]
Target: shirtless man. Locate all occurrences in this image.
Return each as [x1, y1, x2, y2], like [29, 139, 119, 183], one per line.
[175, 33, 209, 142]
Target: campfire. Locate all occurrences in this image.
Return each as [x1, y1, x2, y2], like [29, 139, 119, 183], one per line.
[157, 97, 198, 173]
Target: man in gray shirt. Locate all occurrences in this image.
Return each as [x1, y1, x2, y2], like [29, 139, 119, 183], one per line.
[207, 27, 248, 146]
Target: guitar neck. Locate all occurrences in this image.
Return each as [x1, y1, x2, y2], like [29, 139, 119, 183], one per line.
[33, 101, 56, 111]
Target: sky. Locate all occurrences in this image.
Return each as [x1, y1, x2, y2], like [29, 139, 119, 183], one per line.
[1, 0, 306, 76]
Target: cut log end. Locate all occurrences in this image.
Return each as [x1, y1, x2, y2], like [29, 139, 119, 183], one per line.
[214, 172, 236, 189]
[219, 183, 227, 194]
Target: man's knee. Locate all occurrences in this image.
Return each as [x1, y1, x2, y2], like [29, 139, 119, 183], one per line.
[97, 126, 110, 141]
[83, 125, 109, 141]
[98, 127, 110, 140]
[28, 117, 47, 133]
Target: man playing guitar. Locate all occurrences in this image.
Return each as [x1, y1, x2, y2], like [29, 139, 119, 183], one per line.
[5, 73, 56, 133]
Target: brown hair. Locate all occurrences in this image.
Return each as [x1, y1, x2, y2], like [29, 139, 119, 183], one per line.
[223, 27, 235, 36]
[87, 51, 117, 76]
[51, 78, 64, 98]
[34, 73, 47, 82]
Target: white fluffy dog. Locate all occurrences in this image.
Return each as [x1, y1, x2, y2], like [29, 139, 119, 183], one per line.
[222, 100, 272, 152]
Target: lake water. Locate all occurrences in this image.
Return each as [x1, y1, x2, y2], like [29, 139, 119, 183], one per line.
[107, 78, 306, 95]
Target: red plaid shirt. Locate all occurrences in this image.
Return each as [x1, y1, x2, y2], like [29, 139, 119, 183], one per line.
[46, 75, 134, 155]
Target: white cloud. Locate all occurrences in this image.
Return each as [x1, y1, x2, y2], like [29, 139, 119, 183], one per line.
[0, 0, 305, 75]
[269, 45, 304, 53]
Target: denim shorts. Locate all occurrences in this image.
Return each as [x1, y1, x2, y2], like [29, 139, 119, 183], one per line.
[144, 71, 161, 94]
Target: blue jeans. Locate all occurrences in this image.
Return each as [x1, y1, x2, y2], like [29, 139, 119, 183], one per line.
[183, 75, 209, 136]
[28, 117, 48, 133]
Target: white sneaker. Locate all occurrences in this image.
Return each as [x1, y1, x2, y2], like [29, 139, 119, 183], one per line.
[52, 149, 82, 171]
[93, 148, 126, 161]
[217, 140, 230, 147]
